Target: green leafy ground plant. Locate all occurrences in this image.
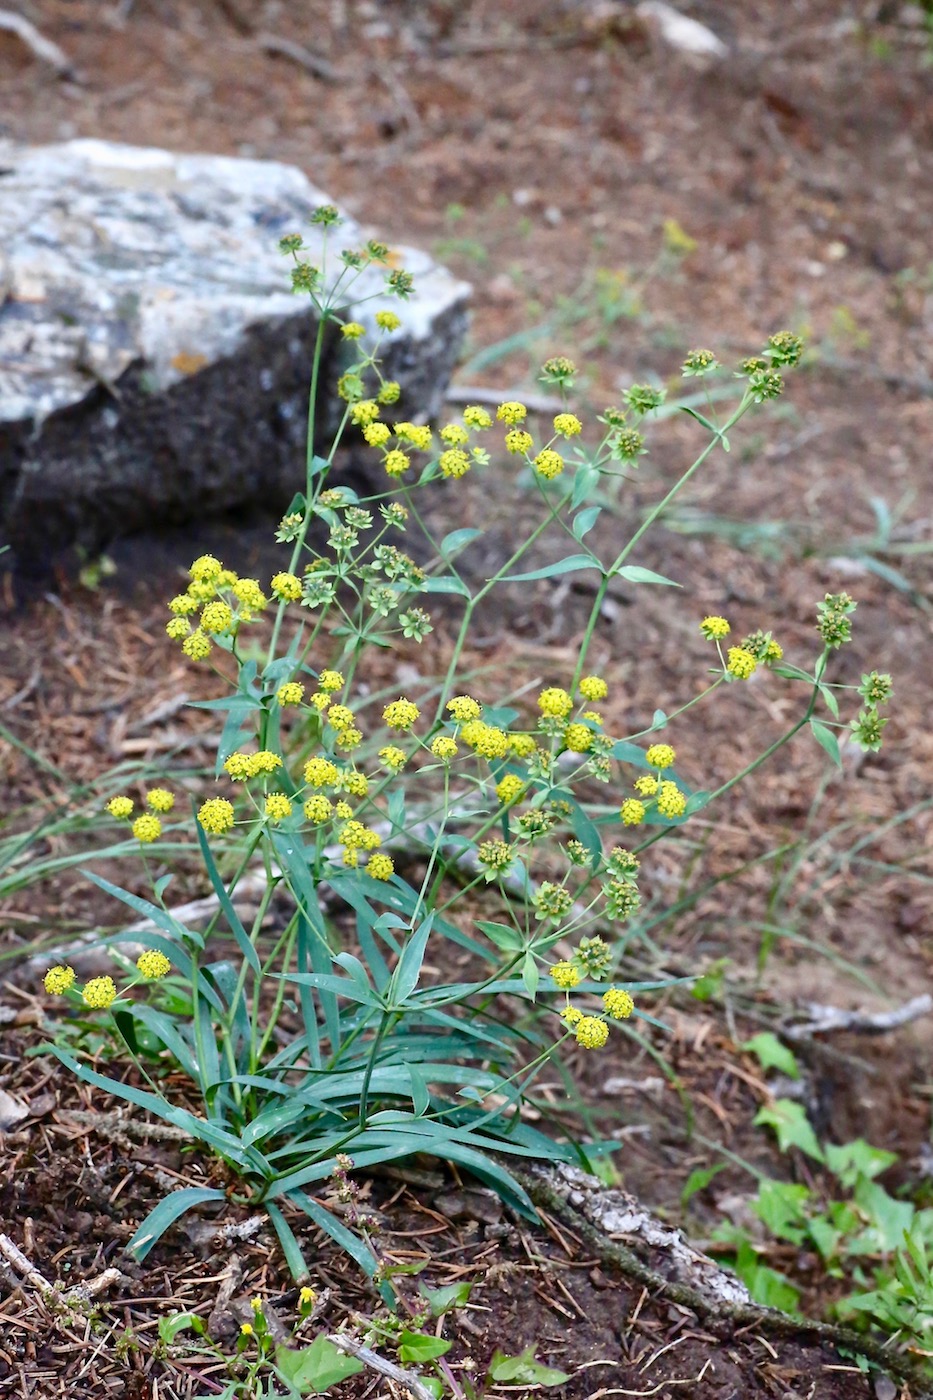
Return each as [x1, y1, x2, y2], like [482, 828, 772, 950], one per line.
[38, 207, 892, 1289]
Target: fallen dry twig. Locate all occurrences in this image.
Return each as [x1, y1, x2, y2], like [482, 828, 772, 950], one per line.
[0, 10, 76, 78]
[784, 993, 932, 1039]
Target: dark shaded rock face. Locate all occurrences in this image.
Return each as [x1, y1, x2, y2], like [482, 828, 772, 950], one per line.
[0, 140, 470, 567]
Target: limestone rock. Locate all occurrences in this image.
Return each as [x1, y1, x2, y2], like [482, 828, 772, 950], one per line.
[0, 139, 470, 565]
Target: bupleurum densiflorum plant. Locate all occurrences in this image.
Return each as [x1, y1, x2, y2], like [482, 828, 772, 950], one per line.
[41, 209, 893, 1290]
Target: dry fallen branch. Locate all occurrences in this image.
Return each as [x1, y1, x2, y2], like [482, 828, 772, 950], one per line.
[784, 993, 932, 1039]
[0, 11, 76, 78]
[256, 32, 341, 82]
[327, 1334, 438, 1400]
[445, 385, 565, 415]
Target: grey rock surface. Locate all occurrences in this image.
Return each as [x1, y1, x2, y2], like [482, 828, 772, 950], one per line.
[0, 139, 470, 565]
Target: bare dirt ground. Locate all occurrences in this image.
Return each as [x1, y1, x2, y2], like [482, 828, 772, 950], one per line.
[1, 1, 933, 1396]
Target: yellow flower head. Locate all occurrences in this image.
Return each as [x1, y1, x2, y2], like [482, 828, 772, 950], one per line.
[240, 1323, 254, 1337]
[561, 1004, 584, 1026]
[395, 422, 433, 452]
[575, 1016, 609, 1049]
[224, 753, 253, 781]
[365, 853, 395, 881]
[200, 601, 233, 634]
[137, 950, 171, 980]
[303, 795, 333, 823]
[83, 976, 118, 1010]
[504, 430, 533, 455]
[508, 733, 536, 759]
[44, 965, 75, 995]
[463, 405, 493, 430]
[328, 705, 355, 731]
[336, 727, 362, 751]
[603, 987, 634, 1020]
[548, 961, 581, 990]
[563, 723, 593, 754]
[383, 698, 420, 730]
[107, 796, 134, 820]
[265, 793, 293, 822]
[182, 630, 212, 660]
[634, 775, 658, 796]
[190, 554, 223, 582]
[440, 423, 469, 446]
[233, 578, 267, 612]
[496, 401, 527, 426]
[271, 572, 303, 602]
[375, 310, 401, 332]
[379, 745, 407, 772]
[534, 449, 564, 480]
[579, 675, 608, 701]
[553, 413, 582, 438]
[645, 743, 675, 770]
[168, 593, 200, 616]
[538, 687, 573, 719]
[431, 736, 458, 761]
[383, 449, 411, 478]
[341, 321, 365, 340]
[727, 647, 758, 680]
[250, 750, 283, 776]
[496, 774, 525, 805]
[146, 789, 175, 813]
[364, 421, 392, 447]
[657, 782, 686, 819]
[439, 448, 470, 478]
[341, 771, 369, 798]
[447, 695, 482, 723]
[700, 615, 731, 641]
[350, 399, 380, 426]
[166, 617, 191, 640]
[277, 682, 305, 706]
[132, 815, 162, 844]
[198, 798, 236, 835]
[619, 798, 646, 827]
[318, 670, 345, 693]
[334, 800, 353, 820]
[460, 721, 509, 759]
[304, 757, 340, 788]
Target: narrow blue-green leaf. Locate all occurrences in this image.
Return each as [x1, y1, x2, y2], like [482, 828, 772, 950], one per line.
[503, 553, 601, 583]
[521, 952, 539, 1001]
[651, 709, 667, 729]
[421, 575, 472, 598]
[270, 830, 340, 1052]
[572, 506, 601, 541]
[810, 717, 842, 768]
[818, 683, 840, 720]
[83, 871, 197, 947]
[280, 972, 381, 1006]
[120, 1003, 199, 1078]
[194, 822, 261, 974]
[679, 405, 718, 434]
[476, 920, 524, 952]
[241, 1099, 308, 1149]
[408, 1064, 430, 1116]
[391, 914, 434, 1006]
[440, 527, 482, 559]
[571, 463, 599, 509]
[684, 790, 712, 815]
[265, 1201, 310, 1284]
[127, 1187, 227, 1260]
[333, 952, 374, 993]
[616, 564, 680, 587]
[285, 1188, 383, 1284]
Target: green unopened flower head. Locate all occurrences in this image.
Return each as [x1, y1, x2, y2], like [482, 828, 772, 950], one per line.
[533, 882, 573, 921]
[477, 839, 515, 875]
[817, 593, 856, 649]
[747, 369, 784, 402]
[766, 331, 804, 367]
[623, 384, 665, 416]
[540, 356, 576, 388]
[682, 348, 718, 377]
[858, 671, 893, 706]
[610, 427, 645, 463]
[576, 936, 612, 979]
[604, 879, 642, 920]
[850, 708, 888, 753]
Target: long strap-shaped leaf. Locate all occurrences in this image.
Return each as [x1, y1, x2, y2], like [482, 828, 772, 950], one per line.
[127, 1186, 227, 1261]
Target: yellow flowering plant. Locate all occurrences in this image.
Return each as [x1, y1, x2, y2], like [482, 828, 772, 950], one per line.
[40, 212, 892, 1292]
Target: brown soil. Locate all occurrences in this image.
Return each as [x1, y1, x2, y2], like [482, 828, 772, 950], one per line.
[2, 2, 933, 1397]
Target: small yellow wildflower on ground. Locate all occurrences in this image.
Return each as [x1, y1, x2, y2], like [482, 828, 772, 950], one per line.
[271, 572, 303, 601]
[553, 413, 582, 437]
